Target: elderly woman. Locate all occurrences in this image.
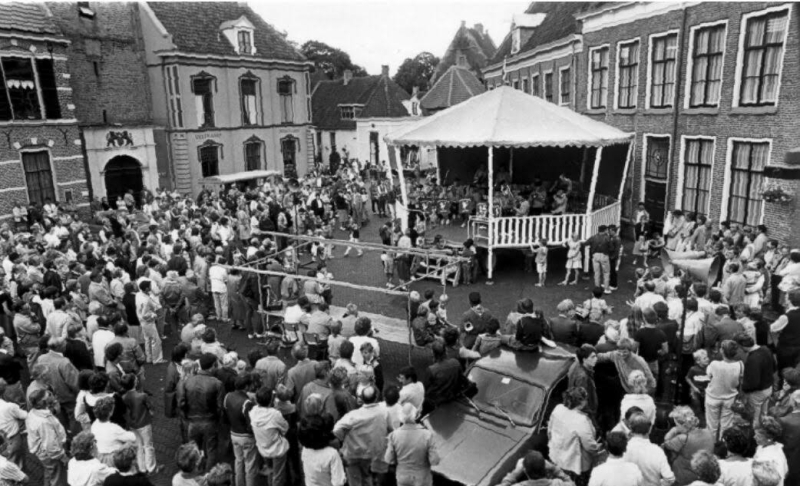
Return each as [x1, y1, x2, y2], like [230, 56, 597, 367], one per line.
[753, 418, 788, 486]
[547, 386, 602, 485]
[549, 299, 578, 346]
[687, 450, 722, 486]
[384, 403, 440, 486]
[662, 406, 715, 485]
[597, 338, 656, 394]
[67, 431, 116, 486]
[620, 370, 656, 427]
[90, 396, 136, 466]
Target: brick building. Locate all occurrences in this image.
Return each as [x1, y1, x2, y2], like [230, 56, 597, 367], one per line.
[47, 2, 165, 205]
[139, 2, 315, 195]
[0, 3, 87, 218]
[484, 2, 800, 244]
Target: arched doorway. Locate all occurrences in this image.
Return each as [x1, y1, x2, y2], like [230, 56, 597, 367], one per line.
[104, 155, 143, 206]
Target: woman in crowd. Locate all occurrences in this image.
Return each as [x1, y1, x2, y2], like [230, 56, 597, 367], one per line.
[547, 386, 602, 485]
[67, 431, 116, 486]
[90, 396, 136, 466]
[662, 406, 715, 485]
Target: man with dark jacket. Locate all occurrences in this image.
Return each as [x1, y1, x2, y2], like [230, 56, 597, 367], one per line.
[460, 292, 493, 349]
[178, 353, 225, 470]
[424, 341, 468, 415]
[224, 374, 258, 486]
[736, 333, 774, 428]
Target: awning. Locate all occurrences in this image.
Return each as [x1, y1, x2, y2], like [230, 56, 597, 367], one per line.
[386, 85, 633, 149]
[200, 170, 282, 185]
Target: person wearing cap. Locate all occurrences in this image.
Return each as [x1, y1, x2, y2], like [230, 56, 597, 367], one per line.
[460, 292, 493, 350]
[585, 226, 612, 294]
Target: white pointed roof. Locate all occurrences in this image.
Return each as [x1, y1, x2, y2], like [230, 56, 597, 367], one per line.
[386, 85, 633, 148]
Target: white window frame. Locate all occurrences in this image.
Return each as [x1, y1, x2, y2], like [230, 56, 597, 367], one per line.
[558, 65, 571, 106]
[640, 133, 672, 215]
[542, 69, 554, 103]
[614, 37, 641, 110]
[586, 44, 610, 110]
[683, 19, 728, 109]
[531, 73, 540, 97]
[646, 29, 680, 109]
[721, 137, 771, 224]
[677, 135, 716, 215]
[732, 4, 793, 108]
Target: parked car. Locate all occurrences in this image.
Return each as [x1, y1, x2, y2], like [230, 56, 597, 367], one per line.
[422, 345, 575, 486]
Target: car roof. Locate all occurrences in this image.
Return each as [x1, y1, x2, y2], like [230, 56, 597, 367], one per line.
[471, 345, 575, 389]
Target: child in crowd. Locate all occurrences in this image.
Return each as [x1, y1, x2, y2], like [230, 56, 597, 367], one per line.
[343, 220, 363, 257]
[582, 286, 612, 324]
[646, 231, 666, 261]
[533, 237, 549, 287]
[381, 251, 396, 288]
[327, 320, 345, 361]
[473, 317, 502, 355]
[121, 374, 161, 475]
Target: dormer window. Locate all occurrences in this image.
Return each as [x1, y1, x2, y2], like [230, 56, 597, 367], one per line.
[339, 105, 363, 120]
[220, 16, 257, 56]
[78, 1, 95, 19]
[238, 31, 252, 55]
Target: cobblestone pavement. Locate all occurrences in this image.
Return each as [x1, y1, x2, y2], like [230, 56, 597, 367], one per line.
[21, 213, 642, 485]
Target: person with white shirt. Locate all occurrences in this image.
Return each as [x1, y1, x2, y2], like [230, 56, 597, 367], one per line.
[91, 317, 115, 369]
[719, 427, 754, 486]
[208, 256, 229, 322]
[349, 317, 380, 367]
[589, 431, 643, 486]
[753, 417, 788, 486]
[622, 414, 675, 486]
[397, 366, 424, 412]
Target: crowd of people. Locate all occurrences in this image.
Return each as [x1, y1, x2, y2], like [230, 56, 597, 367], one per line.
[0, 153, 798, 486]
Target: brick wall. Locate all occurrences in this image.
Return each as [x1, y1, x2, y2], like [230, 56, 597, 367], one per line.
[47, 2, 153, 126]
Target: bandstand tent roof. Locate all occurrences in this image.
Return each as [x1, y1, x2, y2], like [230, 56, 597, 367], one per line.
[385, 85, 633, 148]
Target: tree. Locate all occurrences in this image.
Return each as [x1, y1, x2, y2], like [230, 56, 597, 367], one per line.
[393, 52, 440, 94]
[301, 40, 368, 80]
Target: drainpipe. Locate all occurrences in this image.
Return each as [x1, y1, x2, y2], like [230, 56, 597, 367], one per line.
[670, 5, 689, 210]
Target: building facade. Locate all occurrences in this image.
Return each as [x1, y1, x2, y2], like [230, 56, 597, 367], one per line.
[484, 2, 800, 244]
[47, 2, 164, 205]
[139, 2, 315, 195]
[0, 2, 87, 218]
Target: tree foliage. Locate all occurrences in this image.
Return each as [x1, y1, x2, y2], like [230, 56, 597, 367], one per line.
[301, 40, 368, 80]
[393, 52, 440, 94]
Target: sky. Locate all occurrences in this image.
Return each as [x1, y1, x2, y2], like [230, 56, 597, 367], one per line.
[250, 0, 530, 75]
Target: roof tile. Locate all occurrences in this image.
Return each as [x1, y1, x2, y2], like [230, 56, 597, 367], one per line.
[421, 65, 485, 113]
[312, 75, 410, 130]
[0, 2, 59, 35]
[147, 2, 305, 61]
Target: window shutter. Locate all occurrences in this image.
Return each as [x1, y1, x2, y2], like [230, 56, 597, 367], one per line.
[36, 59, 62, 119]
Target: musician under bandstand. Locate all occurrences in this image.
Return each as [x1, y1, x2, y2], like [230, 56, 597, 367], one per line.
[384, 87, 636, 283]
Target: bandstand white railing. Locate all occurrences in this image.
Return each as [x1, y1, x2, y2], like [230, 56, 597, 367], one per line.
[468, 201, 622, 248]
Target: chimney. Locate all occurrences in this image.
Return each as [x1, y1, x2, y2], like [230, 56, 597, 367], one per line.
[343, 69, 352, 86]
[412, 86, 419, 97]
[474, 23, 484, 34]
[381, 65, 389, 77]
[456, 52, 468, 68]
[460, 20, 466, 29]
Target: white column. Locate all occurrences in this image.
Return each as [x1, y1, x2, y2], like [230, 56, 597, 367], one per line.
[393, 145, 410, 231]
[586, 146, 604, 215]
[487, 146, 494, 281]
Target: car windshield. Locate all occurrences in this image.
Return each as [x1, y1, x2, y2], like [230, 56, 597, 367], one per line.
[467, 367, 544, 427]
